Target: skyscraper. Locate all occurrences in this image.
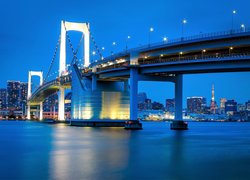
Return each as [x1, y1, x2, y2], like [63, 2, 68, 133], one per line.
[187, 97, 206, 113]
[220, 98, 227, 114]
[225, 100, 237, 115]
[246, 100, 250, 112]
[7, 81, 20, 110]
[210, 84, 217, 114]
[20, 82, 28, 113]
[166, 98, 175, 112]
[6, 81, 28, 112]
[0, 88, 7, 110]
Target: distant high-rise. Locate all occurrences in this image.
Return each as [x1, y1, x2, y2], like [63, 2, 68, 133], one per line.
[238, 104, 246, 112]
[20, 82, 28, 113]
[225, 100, 237, 115]
[187, 97, 206, 113]
[6, 81, 28, 112]
[152, 101, 164, 110]
[7, 81, 20, 110]
[245, 100, 250, 112]
[166, 99, 175, 112]
[220, 98, 227, 114]
[210, 84, 217, 114]
[0, 88, 7, 109]
[43, 93, 58, 112]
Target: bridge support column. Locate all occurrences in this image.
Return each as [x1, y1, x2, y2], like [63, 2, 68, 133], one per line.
[124, 79, 129, 92]
[58, 87, 65, 121]
[171, 74, 188, 130]
[39, 102, 43, 121]
[125, 67, 142, 130]
[92, 74, 97, 91]
[27, 104, 31, 120]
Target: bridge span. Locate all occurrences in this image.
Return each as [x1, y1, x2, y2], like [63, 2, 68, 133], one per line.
[28, 21, 250, 130]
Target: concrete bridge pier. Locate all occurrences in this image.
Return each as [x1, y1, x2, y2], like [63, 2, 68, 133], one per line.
[92, 74, 97, 91]
[171, 74, 188, 130]
[58, 87, 65, 121]
[125, 66, 142, 130]
[39, 102, 43, 121]
[27, 103, 31, 120]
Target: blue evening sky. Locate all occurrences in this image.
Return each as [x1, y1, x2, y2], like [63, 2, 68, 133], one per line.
[0, 0, 250, 106]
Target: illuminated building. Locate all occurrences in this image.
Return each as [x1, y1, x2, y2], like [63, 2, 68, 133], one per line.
[238, 104, 246, 112]
[20, 82, 28, 114]
[0, 88, 7, 110]
[187, 96, 206, 113]
[246, 100, 250, 112]
[225, 100, 237, 115]
[152, 101, 164, 110]
[43, 93, 58, 112]
[7, 81, 20, 110]
[166, 98, 175, 112]
[220, 98, 227, 114]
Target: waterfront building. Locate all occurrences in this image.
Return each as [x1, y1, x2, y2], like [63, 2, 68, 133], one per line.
[220, 98, 227, 114]
[19, 82, 28, 114]
[187, 96, 206, 113]
[145, 98, 152, 110]
[246, 100, 250, 112]
[0, 88, 7, 109]
[7, 81, 20, 110]
[152, 101, 164, 110]
[225, 100, 237, 115]
[165, 98, 175, 112]
[43, 93, 58, 112]
[238, 104, 246, 112]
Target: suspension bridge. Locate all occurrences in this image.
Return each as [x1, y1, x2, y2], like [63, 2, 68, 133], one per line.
[27, 20, 250, 130]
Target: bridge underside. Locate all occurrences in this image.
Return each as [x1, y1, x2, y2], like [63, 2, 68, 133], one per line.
[29, 84, 70, 105]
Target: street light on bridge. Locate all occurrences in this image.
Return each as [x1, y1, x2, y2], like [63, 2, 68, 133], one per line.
[126, 35, 131, 51]
[163, 37, 168, 43]
[202, 49, 206, 59]
[182, 19, 187, 40]
[232, 10, 237, 32]
[148, 27, 154, 47]
[229, 46, 234, 54]
[241, 24, 246, 32]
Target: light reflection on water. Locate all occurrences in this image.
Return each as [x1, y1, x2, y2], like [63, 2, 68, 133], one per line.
[0, 121, 250, 179]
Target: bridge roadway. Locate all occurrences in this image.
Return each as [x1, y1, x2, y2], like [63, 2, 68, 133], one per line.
[29, 29, 250, 128]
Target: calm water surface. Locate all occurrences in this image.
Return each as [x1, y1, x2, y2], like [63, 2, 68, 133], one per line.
[0, 121, 250, 180]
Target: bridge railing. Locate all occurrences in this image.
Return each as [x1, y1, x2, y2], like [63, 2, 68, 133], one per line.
[95, 52, 250, 72]
[129, 27, 250, 53]
[139, 52, 250, 65]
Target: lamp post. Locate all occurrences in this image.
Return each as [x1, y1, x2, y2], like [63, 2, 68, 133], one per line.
[202, 49, 206, 59]
[232, 10, 237, 32]
[92, 51, 96, 62]
[112, 42, 116, 56]
[149, 27, 154, 47]
[126, 35, 131, 51]
[179, 52, 183, 60]
[229, 46, 233, 55]
[163, 37, 168, 44]
[101, 47, 105, 60]
[181, 19, 187, 39]
[241, 24, 246, 32]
